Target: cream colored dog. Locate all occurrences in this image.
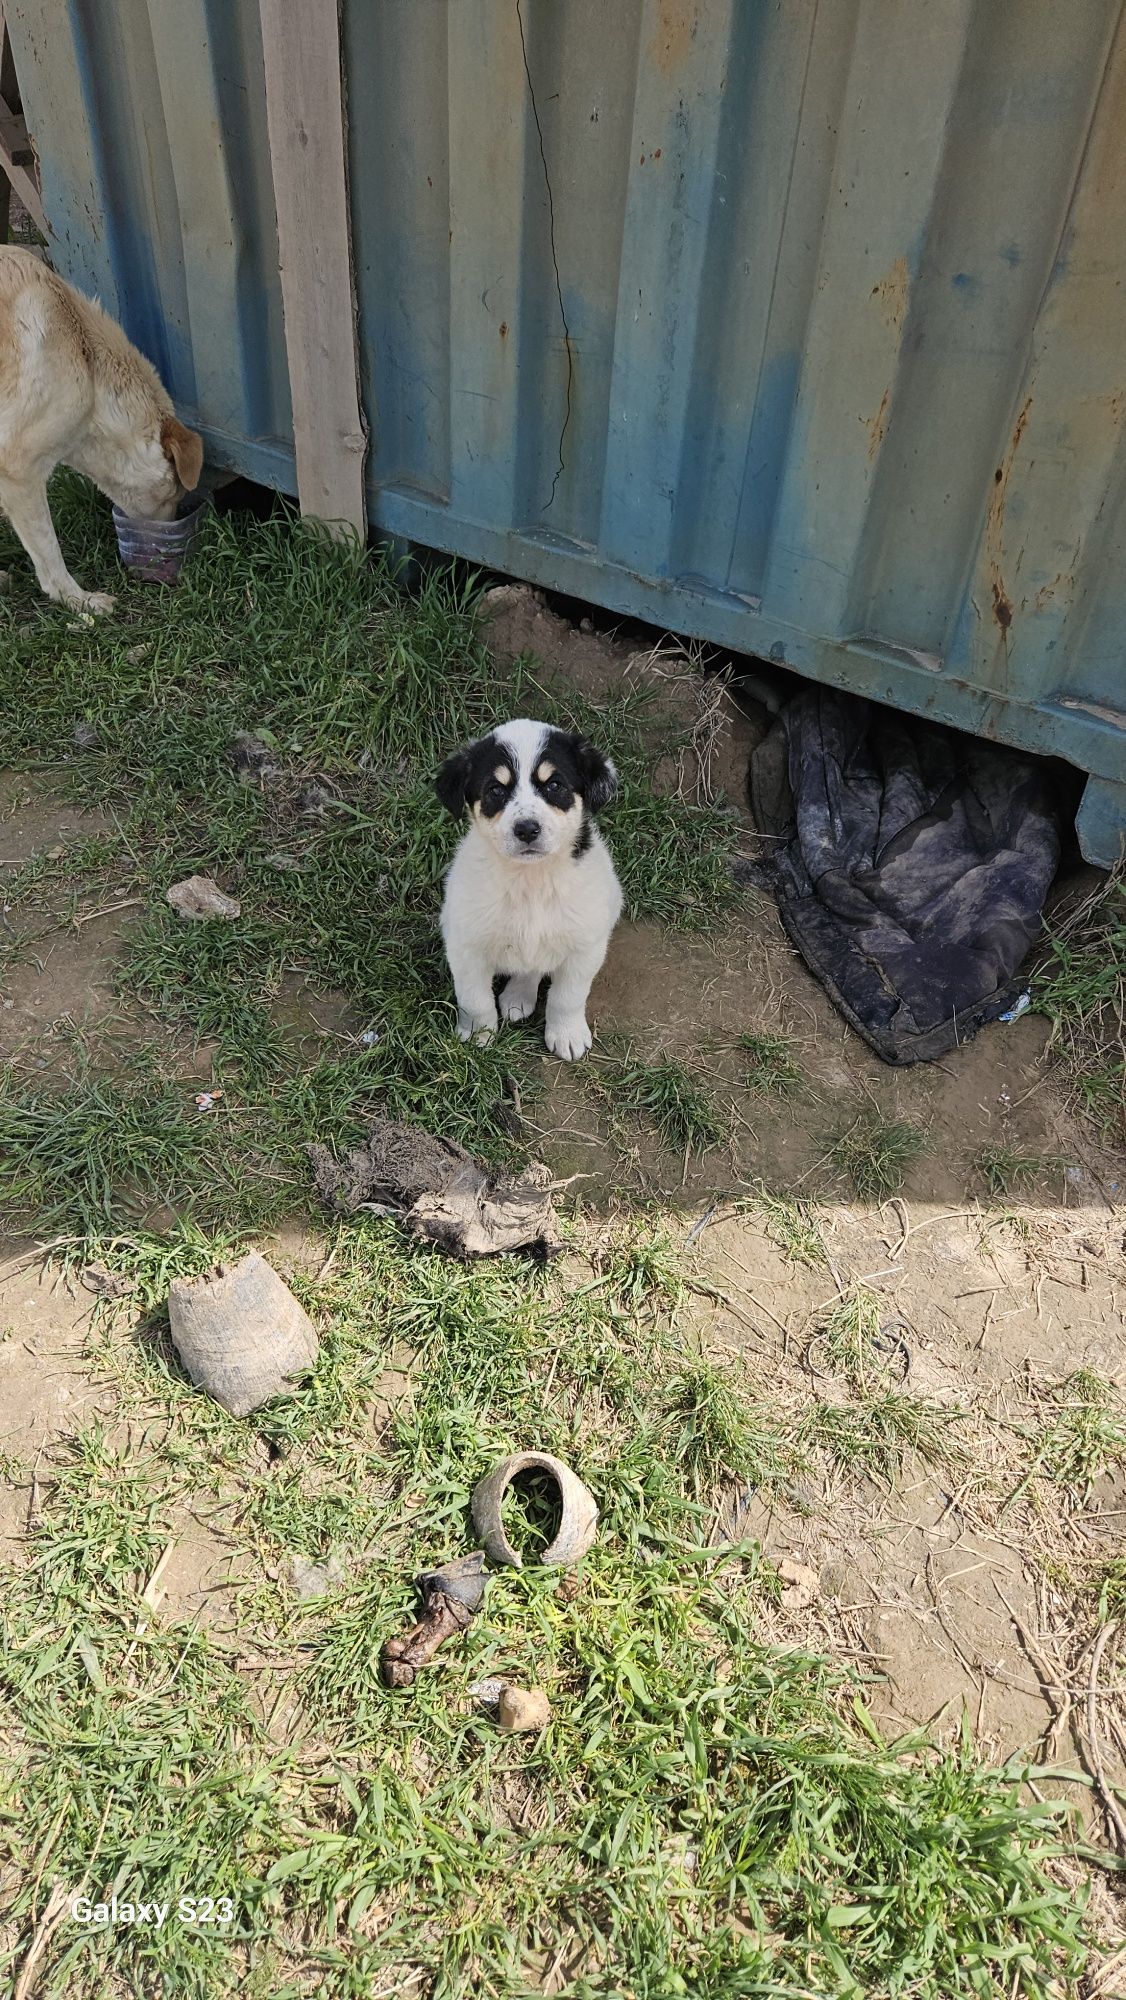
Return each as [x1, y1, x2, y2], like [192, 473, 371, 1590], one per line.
[0, 246, 203, 612]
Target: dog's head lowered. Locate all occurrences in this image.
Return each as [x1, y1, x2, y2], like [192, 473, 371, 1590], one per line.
[113, 415, 204, 522]
[435, 719, 617, 864]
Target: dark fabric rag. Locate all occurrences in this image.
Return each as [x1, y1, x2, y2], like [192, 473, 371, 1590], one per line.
[749, 687, 1060, 1065]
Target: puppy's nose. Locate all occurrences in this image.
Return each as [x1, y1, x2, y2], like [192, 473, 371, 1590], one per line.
[512, 818, 541, 846]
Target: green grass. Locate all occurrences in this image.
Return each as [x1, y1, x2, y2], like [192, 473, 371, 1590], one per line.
[974, 1143, 1047, 1201]
[0, 479, 738, 1231]
[0, 1228, 1088, 1999]
[737, 1030, 802, 1098]
[0, 485, 1102, 1995]
[1033, 872, 1126, 1143]
[742, 1182, 826, 1267]
[801, 1394, 967, 1484]
[811, 1286, 891, 1390]
[828, 1109, 925, 1201]
[592, 1048, 727, 1158]
[1032, 1371, 1126, 1494]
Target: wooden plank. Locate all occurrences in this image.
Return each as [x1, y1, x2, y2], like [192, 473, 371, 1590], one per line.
[257, 0, 366, 535]
[0, 4, 47, 239]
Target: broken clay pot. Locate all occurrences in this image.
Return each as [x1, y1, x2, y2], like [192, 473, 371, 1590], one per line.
[471, 1451, 598, 1570]
[167, 1251, 318, 1416]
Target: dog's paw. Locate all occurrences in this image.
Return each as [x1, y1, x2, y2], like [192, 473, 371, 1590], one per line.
[457, 1011, 497, 1046]
[545, 1015, 592, 1062]
[499, 974, 541, 1024]
[66, 590, 116, 618]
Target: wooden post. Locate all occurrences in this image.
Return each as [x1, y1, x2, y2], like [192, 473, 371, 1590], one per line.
[0, 4, 48, 241]
[258, 0, 368, 536]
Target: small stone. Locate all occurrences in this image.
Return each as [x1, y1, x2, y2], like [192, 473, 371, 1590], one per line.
[777, 1558, 820, 1611]
[467, 1676, 507, 1711]
[125, 642, 151, 665]
[167, 874, 241, 922]
[289, 1554, 345, 1602]
[496, 1685, 551, 1734]
[81, 1262, 136, 1300]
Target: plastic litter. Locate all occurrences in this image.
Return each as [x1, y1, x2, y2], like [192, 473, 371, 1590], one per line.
[167, 874, 241, 922]
[113, 494, 208, 585]
[999, 991, 1031, 1024]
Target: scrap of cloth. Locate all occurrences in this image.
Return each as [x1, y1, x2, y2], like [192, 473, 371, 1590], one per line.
[750, 686, 1061, 1065]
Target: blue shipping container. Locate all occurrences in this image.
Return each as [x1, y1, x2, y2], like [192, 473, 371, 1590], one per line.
[7, 0, 1126, 860]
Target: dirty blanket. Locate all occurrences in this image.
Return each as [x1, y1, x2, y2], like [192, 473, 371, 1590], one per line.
[750, 686, 1060, 1064]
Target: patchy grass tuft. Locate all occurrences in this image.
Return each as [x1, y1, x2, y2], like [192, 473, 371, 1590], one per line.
[810, 1285, 899, 1391]
[1033, 871, 1126, 1143]
[592, 1047, 727, 1158]
[828, 1109, 924, 1200]
[737, 1029, 802, 1097]
[974, 1142, 1048, 1201]
[742, 1181, 826, 1267]
[801, 1393, 967, 1483]
[1032, 1371, 1126, 1495]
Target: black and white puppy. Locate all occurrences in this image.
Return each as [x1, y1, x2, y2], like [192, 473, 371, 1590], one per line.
[435, 718, 623, 1061]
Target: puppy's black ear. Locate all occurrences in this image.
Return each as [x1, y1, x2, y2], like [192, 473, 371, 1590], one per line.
[435, 748, 473, 816]
[574, 738, 618, 814]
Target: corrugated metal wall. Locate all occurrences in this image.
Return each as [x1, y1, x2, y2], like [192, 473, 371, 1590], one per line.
[7, 0, 1126, 860]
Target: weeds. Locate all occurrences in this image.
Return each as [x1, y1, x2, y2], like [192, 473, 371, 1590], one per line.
[743, 1181, 826, 1267]
[1034, 871, 1126, 1142]
[828, 1108, 924, 1200]
[975, 1142, 1047, 1201]
[810, 1285, 896, 1390]
[593, 1048, 726, 1157]
[738, 1029, 802, 1097]
[1032, 1371, 1126, 1494]
[801, 1394, 966, 1483]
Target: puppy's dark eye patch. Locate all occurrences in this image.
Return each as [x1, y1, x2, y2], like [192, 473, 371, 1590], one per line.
[537, 771, 573, 808]
[480, 778, 511, 817]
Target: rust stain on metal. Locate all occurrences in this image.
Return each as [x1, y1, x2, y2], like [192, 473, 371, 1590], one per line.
[985, 393, 1034, 642]
[499, 321, 508, 339]
[869, 256, 909, 334]
[866, 385, 891, 461]
[649, 1, 696, 76]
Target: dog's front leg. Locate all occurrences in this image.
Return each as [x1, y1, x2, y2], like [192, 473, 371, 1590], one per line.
[446, 942, 498, 1046]
[0, 469, 115, 613]
[544, 944, 606, 1061]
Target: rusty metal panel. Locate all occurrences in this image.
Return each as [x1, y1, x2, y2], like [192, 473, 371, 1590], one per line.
[7, 0, 1126, 860]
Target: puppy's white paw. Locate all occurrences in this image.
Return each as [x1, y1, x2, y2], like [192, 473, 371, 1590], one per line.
[66, 590, 116, 617]
[500, 974, 541, 1023]
[545, 1015, 592, 1062]
[457, 1011, 497, 1046]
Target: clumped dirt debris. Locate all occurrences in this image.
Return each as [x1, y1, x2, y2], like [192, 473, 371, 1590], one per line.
[308, 1115, 561, 1259]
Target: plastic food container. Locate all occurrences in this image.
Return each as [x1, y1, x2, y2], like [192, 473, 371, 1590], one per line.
[112, 493, 208, 585]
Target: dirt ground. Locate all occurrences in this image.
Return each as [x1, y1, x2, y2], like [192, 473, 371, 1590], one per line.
[2, 584, 1125, 1872]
